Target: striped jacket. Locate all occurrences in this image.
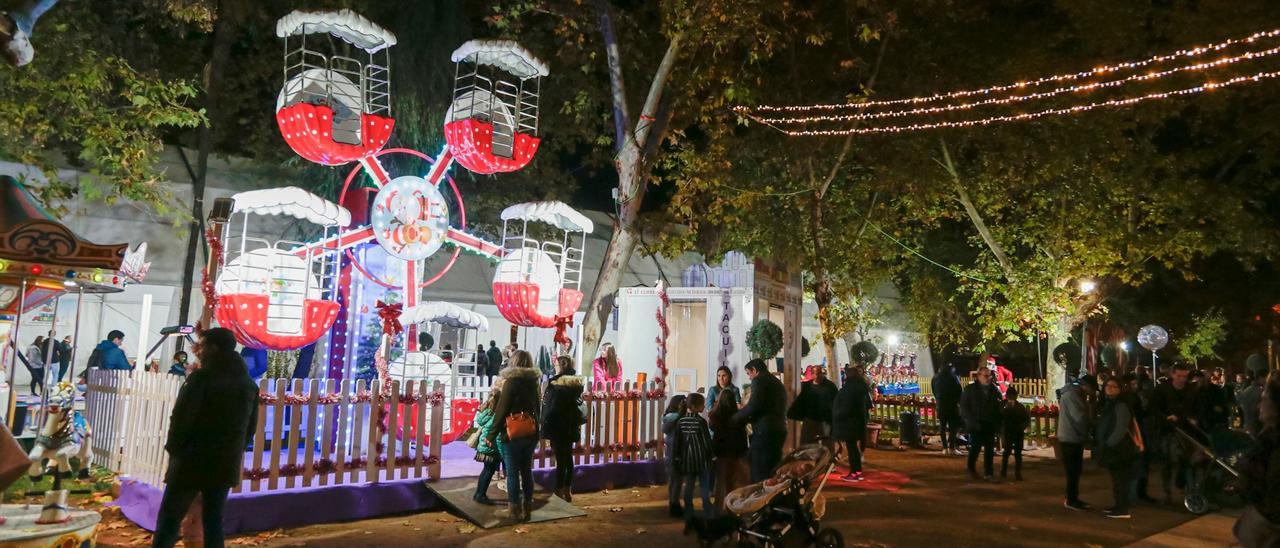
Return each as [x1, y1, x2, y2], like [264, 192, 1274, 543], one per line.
[676, 414, 713, 474]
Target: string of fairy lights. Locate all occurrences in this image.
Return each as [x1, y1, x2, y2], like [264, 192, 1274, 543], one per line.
[736, 28, 1280, 137]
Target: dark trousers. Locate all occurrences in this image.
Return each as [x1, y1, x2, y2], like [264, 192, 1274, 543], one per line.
[1108, 464, 1132, 512]
[682, 468, 713, 518]
[967, 428, 995, 476]
[1061, 442, 1085, 504]
[938, 409, 960, 450]
[502, 436, 537, 505]
[846, 434, 863, 473]
[151, 485, 230, 548]
[749, 430, 786, 483]
[475, 458, 500, 499]
[551, 440, 574, 491]
[1159, 434, 1189, 497]
[1001, 433, 1024, 476]
[28, 367, 43, 396]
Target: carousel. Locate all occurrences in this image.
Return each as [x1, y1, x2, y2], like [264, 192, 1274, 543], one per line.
[0, 175, 149, 546]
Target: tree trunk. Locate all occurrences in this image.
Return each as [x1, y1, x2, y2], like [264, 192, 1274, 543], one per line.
[579, 11, 683, 362]
[176, 1, 238, 343]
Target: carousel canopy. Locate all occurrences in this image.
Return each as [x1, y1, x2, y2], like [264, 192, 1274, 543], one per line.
[500, 201, 593, 233]
[451, 39, 549, 79]
[276, 9, 397, 53]
[231, 187, 352, 227]
[0, 176, 126, 271]
[402, 301, 490, 331]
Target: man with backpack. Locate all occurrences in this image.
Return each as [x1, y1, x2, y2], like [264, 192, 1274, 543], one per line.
[88, 330, 132, 371]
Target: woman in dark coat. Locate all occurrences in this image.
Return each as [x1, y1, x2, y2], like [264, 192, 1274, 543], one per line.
[1096, 377, 1140, 519]
[710, 390, 749, 510]
[152, 328, 259, 548]
[832, 366, 871, 481]
[541, 355, 584, 502]
[1235, 375, 1280, 547]
[487, 350, 542, 522]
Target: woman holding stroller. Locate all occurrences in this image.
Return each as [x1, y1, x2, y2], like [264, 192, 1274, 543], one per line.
[832, 364, 871, 481]
[1234, 374, 1280, 547]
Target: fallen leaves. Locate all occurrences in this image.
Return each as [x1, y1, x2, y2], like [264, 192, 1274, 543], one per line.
[635, 528, 647, 535]
[457, 524, 477, 534]
[609, 507, 623, 513]
[514, 526, 529, 534]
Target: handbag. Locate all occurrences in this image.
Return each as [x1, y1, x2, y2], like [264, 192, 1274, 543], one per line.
[506, 412, 537, 440]
[466, 429, 481, 449]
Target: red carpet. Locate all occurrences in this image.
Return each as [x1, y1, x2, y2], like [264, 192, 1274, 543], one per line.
[824, 466, 910, 492]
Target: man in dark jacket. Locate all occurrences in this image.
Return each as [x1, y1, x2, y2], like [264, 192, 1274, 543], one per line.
[152, 328, 258, 548]
[787, 365, 838, 444]
[485, 340, 503, 379]
[932, 363, 964, 456]
[832, 366, 871, 481]
[735, 358, 788, 482]
[960, 366, 1003, 481]
[1149, 363, 1198, 503]
[91, 330, 132, 370]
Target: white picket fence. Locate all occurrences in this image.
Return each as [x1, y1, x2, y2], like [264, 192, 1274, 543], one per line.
[84, 370, 667, 495]
[84, 370, 447, 492]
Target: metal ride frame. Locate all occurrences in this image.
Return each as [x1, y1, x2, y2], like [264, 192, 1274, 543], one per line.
[282, 24, 391, 146]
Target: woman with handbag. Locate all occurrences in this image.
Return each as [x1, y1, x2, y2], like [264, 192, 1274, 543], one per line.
[1096, 377, 1142, 519]
[487, 350, 542, 521]
[541, 355, 584, 502]
[470, 386, 503, 505]
[1235, 374, 1280, 548]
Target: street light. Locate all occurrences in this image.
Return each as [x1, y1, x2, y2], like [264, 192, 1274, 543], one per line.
[1079, 279, 1097, 294]
[1078, 278, 1096, 380]
[887, 333, 900, 347]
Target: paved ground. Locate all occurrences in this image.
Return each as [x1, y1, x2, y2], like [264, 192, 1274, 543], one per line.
[92, 446, 1238, 547]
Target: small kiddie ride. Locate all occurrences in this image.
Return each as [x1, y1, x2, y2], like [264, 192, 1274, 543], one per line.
[725, 443, 844, 548]
[492, 201, 591, 353]
[213, 187, 349, 350]
[390, 302, 489, 443]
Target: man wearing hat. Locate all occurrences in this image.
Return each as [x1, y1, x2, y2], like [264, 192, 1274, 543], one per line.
[1059, 374, 1098, 511]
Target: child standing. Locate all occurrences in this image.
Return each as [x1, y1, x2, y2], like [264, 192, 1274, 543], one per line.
[662, 395, 688, 517]
[676, 393, 714, 518]
[1001, 385, 1031, 481]
[472, 387, 503, 504]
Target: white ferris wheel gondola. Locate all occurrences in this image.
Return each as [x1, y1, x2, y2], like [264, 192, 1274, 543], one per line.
[275, 9, 397, 166]
[492, 201, 592, 329]
[445, 39, 549, 174]
[214, 187, 350, 350]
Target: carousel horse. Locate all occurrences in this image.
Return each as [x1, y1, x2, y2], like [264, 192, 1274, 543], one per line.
[27, 382, 91, 481]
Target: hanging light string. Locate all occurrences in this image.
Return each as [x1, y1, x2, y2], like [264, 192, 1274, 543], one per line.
[771, 68, 1280, 137]
[746, 44, 1280, 125]
[745, 28, 1280, 113]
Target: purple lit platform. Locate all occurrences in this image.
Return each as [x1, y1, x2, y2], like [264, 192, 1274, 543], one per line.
[116, 442, 665, 534]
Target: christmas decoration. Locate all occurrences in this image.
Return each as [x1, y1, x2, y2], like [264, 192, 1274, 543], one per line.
[653, 280, 670, 396]
[746, 319, 784, 359]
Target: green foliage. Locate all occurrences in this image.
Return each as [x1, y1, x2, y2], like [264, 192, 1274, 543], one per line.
[746, 319, 784, 359]
[1178, 308, 1228, 366]
[0, 2, 205, 219]
[265, 349, 300, 379]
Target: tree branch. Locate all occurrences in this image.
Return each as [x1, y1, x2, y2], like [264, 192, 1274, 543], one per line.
[939, 139, 1015, 279]
[634, 30, 684, 151]
[595, 0, 631, 154]
[815, 35, 889, 198]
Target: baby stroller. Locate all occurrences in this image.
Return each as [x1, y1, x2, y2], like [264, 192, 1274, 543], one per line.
[724, 443, 844, 548]
[1173, 423, 1250, 514]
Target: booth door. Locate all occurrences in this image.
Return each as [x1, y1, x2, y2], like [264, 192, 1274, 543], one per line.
[668, 301, 708, 393]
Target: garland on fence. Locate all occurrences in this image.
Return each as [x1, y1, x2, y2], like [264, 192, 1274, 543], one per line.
[242, 454, 441, 481]
[652, 280, 670, 398]
[257, 389, 447, 406]
[532, 440, 661, 459]
[201, 226, 224, 312]
[581, 388, 666, 401]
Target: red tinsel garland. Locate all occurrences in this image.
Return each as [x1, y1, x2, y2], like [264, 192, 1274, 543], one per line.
[652, 281, 670, 398]
[201, 227, 225, 311]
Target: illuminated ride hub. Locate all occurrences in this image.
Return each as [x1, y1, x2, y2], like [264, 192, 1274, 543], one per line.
[275, 9, 396, 166]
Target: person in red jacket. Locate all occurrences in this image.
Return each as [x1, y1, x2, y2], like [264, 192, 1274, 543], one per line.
[988, 356, 1014, 399]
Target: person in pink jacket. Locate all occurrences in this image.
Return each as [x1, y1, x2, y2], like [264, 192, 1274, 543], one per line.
[593, 343, 623, 390]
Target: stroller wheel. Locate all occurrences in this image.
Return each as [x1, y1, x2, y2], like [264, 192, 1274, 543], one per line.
[815, 528, 844, 548]
[1184, 494, 1210, 515]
